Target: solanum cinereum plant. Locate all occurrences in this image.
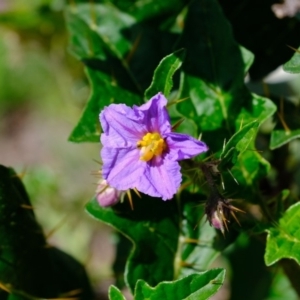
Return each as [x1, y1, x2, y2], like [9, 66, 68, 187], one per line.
[74, 1, 300, 298]
[3, 0, 300, 299]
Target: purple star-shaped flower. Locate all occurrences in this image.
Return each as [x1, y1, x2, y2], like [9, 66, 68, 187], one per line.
[99, 92, 208, 200]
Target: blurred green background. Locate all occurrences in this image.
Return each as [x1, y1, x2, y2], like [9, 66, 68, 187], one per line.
[0, 0, 117, 296]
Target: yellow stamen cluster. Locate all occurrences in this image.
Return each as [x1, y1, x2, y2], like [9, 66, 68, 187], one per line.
[137, 132, 166, 161]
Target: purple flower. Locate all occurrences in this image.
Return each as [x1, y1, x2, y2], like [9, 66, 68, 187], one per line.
[99, 92, 208, 200]
[96, 179, 124, 207]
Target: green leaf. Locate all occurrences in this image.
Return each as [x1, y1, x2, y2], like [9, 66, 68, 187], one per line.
[224, 146, 270, 203]
[65, 3, 135, 60]
[66, 3, 147, 142]
[109, 285, 126, 300]
[219, 120, 259, 170]
[86, 195, 180, 292]
[177, 0, 252, 148]
[145, 49, 185, 99]
[134, 269, 225, 300]
[269, 97, 300, 149]
[114, 0, 185, 22]
[265, 202, 300, 266]
[283, 47, 300, 73]
[69, 67, 142, 142]
[270, 129, 300, 150]
[213, 93, 276, 202]
[112, 232, 132, 289]
[240, 46, 255, 74]
[175, 0, 276, 154]
[235, 93, 277, 129]
[0, 165, 93, 298]
[65, 2, 141, 94]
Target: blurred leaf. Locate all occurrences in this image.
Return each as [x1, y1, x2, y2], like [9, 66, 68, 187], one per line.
[283, 47, 300, 74]
[86, 195, 180, 292]
[265, 202, 300, 266]
[108, 285, 126, 300]
[264, 268, 298, 300]
[145, 49, 185, 99]
[225, 233, 273, 300]
[134, 269, 225, 300]
[112, 0, 185, 21]
[180, 192, 207, 265]
[267, 190, 291, 225]
[69, 67, 142, 142]
[0, 165, 94, 299]
[112, 232, 132, 289]
[0, 10, 41, 29]
[270, 129, 300, 150]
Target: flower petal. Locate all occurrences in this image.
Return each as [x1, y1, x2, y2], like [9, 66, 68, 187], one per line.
[138, 156, 181, 200]
[101, 146, 146, 190]
[166, 132, 208, 161]
[100, 103, 147, 147]
[134, 92, 171, 135]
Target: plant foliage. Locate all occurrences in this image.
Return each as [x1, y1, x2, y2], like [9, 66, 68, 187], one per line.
[2, 0, 300, 299]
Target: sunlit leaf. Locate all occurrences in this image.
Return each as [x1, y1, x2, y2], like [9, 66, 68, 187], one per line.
[145, 49, 185, 99]
[235, 93, 277, 129]
[283, 47, 300, 74]
[134, 269, 225, 300]
[270, 129, 300, 150]
[240, 46, 255, 74]
[265, 202, 300, 266]
[109, 285, 126, 300]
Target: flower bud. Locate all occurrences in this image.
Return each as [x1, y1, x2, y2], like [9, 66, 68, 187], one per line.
[210, 209, 225, 232]
[206, 199, 229, 234]
[96, 179, 123, 207]
[205, 196, 243, 235]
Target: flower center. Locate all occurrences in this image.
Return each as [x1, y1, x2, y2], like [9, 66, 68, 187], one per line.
[137, 132, 166, 161]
